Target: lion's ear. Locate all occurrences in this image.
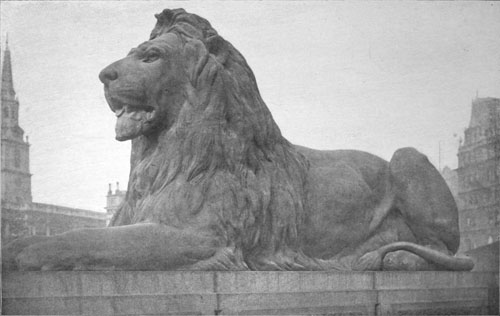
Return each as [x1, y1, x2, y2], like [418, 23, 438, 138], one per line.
[206, 35, 229, 65]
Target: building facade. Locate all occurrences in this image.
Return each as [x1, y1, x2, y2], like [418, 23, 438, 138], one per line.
[456, 97, 500, 252]
[1, 40, 107, 244]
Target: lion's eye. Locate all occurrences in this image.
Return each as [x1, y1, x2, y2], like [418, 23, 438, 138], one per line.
[142, 51, 161, 63]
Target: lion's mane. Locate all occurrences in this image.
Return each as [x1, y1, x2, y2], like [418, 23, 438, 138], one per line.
[110, 9, 310, 269]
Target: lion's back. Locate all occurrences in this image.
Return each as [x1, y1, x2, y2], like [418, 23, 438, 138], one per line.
[295, 145, 389, 190]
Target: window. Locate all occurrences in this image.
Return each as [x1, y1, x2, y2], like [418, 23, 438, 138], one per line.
[465, 239, 472, 251]
[466, 217, 476, 226]
[14, 149, 20, 168]
[489, 168, 496, 182]
[2, 107, 8, 118]
[469, 195, 477, 206]
[489, 213, 496, 225]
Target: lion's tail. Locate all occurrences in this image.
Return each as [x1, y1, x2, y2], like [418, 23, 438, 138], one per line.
[377, 241, 474, 271]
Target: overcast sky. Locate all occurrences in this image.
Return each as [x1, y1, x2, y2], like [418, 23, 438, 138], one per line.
[1, 1, 499, 211]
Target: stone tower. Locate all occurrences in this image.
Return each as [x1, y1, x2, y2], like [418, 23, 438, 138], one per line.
[1, 38, 32, 204]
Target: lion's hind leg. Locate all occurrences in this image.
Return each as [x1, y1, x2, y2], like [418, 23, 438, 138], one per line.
[366, 147, 475, 271]
[389, 147, 460, 254]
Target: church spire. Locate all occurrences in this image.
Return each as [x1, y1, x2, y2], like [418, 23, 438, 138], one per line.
[1, 35, 32, 204]
[2, 37, 23, 139]
[2, 36, 16, 100]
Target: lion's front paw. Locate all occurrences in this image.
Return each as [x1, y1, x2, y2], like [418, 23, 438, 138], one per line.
[15, 247, 44, 271]
[15, 239, 74, 271]
[2, 236, 50, 271]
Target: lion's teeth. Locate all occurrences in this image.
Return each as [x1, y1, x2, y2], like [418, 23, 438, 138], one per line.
[115, 108, 125, 117]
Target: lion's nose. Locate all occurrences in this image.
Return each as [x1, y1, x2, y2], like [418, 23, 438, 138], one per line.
[99, 66, 118, 85]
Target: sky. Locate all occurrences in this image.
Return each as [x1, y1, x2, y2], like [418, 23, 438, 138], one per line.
[1, 1, 499, 212]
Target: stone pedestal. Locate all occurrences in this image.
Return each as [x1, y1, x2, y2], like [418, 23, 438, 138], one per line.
[2, 271, 498, 315]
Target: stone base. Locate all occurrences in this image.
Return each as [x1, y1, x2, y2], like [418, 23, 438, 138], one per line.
[2, 271, 498, 315]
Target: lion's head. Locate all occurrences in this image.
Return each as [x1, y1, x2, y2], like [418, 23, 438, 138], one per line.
[99, 9, 279, 144]
[99, 31, 187, 141]
[99, 9, 310, 269]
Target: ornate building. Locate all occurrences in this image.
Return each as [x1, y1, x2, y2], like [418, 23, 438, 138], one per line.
[1, 39, 107, 243]
[456, 97, 500, 252]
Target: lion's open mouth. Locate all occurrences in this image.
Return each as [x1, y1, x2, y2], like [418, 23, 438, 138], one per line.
[106, 95, 158, 141]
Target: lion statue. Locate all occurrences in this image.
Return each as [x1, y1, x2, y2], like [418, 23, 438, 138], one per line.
[3, 8, 473, 271]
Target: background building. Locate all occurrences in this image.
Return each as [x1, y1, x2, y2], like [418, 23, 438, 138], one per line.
[105, 182, 126, 224]
[456, 97, 500, 252]
[1, 40, 107, 244]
